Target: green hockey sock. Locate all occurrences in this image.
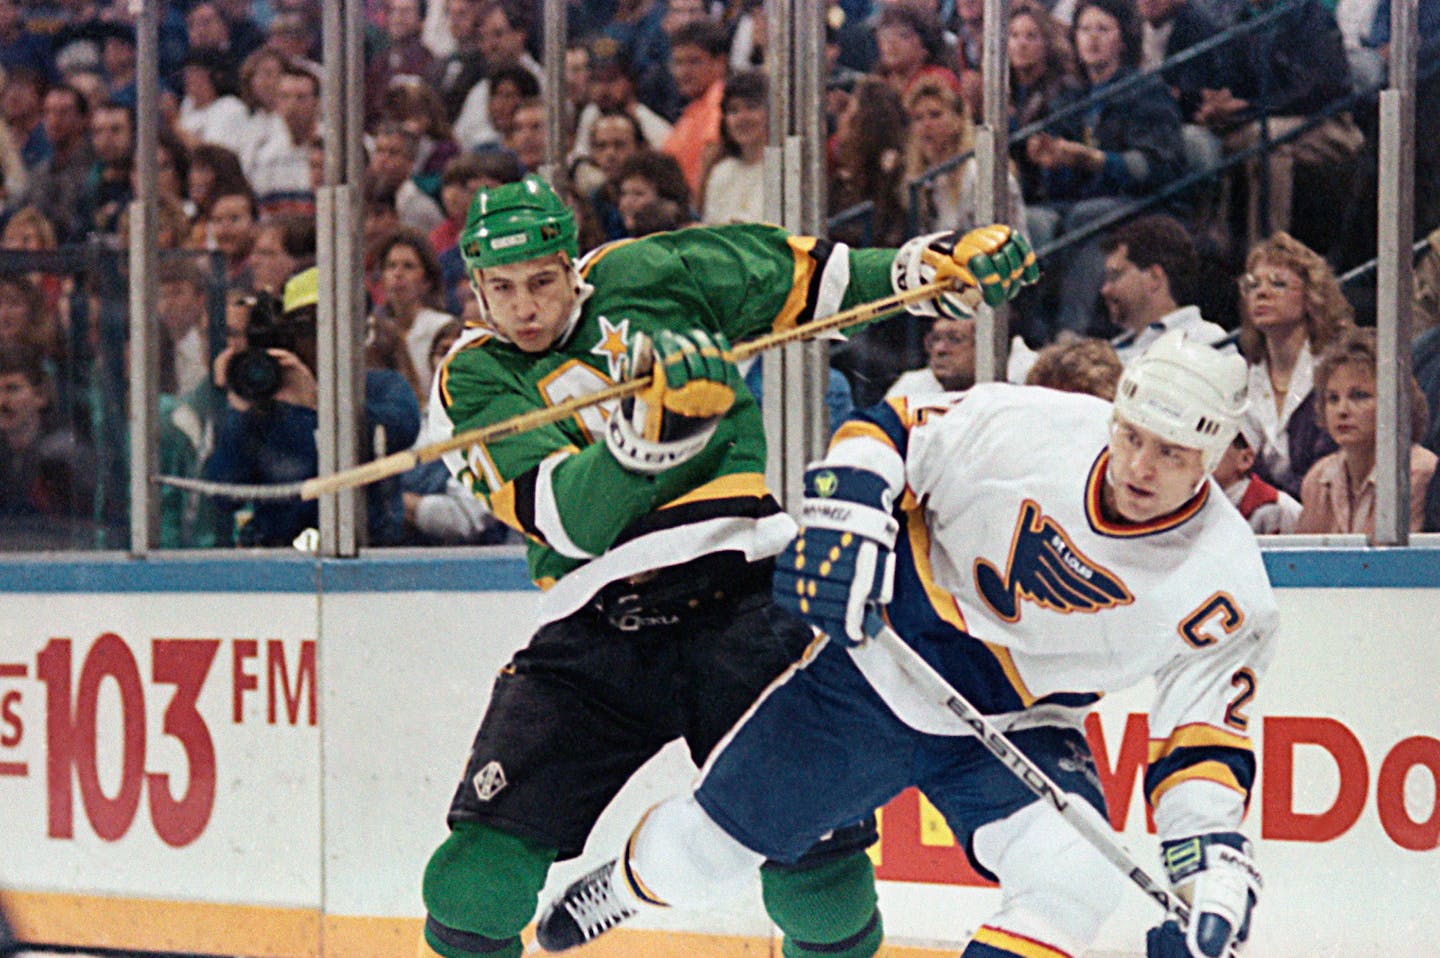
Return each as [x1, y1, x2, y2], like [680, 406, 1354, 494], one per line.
[762, 851, 883, 958]
[420, 822, 558, 958]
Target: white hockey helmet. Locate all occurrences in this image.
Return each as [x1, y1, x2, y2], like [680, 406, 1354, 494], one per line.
[1113, 328, 1248, 472]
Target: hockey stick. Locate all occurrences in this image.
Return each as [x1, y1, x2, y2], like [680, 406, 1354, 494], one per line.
[153, 278, 976, 502]
[868, 624, 1242, 958]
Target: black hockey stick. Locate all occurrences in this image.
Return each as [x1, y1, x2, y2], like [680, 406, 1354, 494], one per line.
[152, 278, 978, 502]
[869, 624, 1243, 958]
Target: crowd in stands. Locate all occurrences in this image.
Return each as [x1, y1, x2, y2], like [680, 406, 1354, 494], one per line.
[0, 0, 1436, 551]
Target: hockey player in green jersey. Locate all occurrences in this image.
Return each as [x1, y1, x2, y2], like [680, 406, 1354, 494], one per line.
[415, 174, 1037, 958]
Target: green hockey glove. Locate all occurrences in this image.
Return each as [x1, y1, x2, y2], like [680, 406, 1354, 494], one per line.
[605, 328, 738, 474]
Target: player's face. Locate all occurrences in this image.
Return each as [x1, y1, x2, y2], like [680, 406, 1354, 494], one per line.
[925, 317, 976, 390]
[1105, 419, 1207, 522]
[474, 254, 577, 353]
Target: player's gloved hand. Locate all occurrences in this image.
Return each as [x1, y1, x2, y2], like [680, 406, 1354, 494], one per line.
[1146, 832, 1261, 958]
[891, 225, 1040, 319]
[606, 328, 738, 474]
[774, 464, 898, 646]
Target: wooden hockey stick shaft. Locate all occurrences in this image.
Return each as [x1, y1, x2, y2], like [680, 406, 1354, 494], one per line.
[869, 625, 1242, 958]
[155, 278, 974, 502]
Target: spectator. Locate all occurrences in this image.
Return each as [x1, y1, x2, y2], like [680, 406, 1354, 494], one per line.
[85, 100, 134, 236]
[505, 96, 548, 172]
[22, 83, 94, 244]
[613, 149, 691, 237]
[148, 129, 191, 210]
[247, 64, 320, 216]
[205, 267, 420, 547]
[1297, 327, 1436, 536]
[370, 227, 453, 404]
[584, 109, 645, 240]
[185, 3, 238, 69]
[365, 0, 435, 125]
[1198, 0, 1363, 248]
[660, 19, 728, 197]
[1024, 0, 1185, 337]
[248, 214, 315, 295]
[238, 47, 294, 166]
[377, 78, 460, 192]
[1, 67, 51, 169]
[0, 272, 62, 365]
[186, 143, 251, 250]
[570, 38, 673, 162]
[208, 186, 259, 286]
[562, 39, 592, 142]
[1213, 418, 1302, 534]
[1099, 214, 1231, 361]
[366, 122, 446, 233]
[600, 0, 680, 122]
[1136, 0, 1231, 123]
[430, 0, 487, 123]
[700, 70, 766, 224]
[0, 0, 54, 83]
[903, 77, 1026, 236]
[472, 63, 542, 155]
[1237, 230, 1352, 498]
[886, 315, 977, 397]
[97, 22, 139, 108]
[266, 13, 322, 75]
[874, 3, 962, 101]
[156, 257, 214, 398]
[0, 343, 95, 530]
[0, 206, 64, 321]
[827, 76, 907, 249]
[1022, 334, 1125, 398]
[628, 195, 693, 234]
[175, 47, 250, 158]
[213, 0, 266, 63]
[453, 0, 543, 151]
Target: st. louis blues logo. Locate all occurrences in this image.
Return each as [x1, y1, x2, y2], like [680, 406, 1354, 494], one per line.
[974, 500, 1132, 622]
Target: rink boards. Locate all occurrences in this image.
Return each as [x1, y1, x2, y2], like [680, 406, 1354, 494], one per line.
[0, 547, 1437, 958]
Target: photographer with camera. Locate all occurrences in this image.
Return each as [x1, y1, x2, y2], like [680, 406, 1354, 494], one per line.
[204, 267, 421, 547]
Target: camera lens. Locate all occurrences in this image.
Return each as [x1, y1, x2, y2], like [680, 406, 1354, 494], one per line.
[227, 348, 283, 403]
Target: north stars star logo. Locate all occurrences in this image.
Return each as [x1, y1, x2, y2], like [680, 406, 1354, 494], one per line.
[590, 315, 631, 380]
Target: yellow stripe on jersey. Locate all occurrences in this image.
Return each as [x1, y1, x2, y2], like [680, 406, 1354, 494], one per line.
[772, 235, 819, 332]
[831, 419, 900, 453]
[1148, 724, 1253, 764]
[578, 237, 639, 278]
[901, 497, 970, 635]
[980, 641, 1039, 708]
[1149, 760, 1246, 805]
[437, 331, 494, 409]
[971, 924, 1074, 957]
[661, 472, 769, 509]
[488, 480, 522, 533]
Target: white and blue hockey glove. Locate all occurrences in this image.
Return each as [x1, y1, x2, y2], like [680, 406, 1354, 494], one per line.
[774, 465, 898, 646]
[891, 225, 1040, 320]
[606, 328, 739, 474]
[1147, 832, 1261, 958]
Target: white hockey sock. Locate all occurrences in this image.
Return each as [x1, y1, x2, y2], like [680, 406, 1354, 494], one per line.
[625, 795, 766, 910]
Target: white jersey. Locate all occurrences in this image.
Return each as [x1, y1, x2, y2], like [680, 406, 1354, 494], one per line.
[832, 382, 1279, 837]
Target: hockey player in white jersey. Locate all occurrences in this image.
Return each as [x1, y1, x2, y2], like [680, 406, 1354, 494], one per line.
[535, 329, 1278, 958]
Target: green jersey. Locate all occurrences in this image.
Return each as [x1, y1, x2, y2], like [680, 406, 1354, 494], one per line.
[430, 223, 898, 624]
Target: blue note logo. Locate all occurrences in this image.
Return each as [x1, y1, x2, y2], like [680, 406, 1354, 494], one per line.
[974, 500, 1133, 622]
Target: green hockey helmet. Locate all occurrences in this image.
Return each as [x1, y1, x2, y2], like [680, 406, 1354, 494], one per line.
[460, 174, 578, 272]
